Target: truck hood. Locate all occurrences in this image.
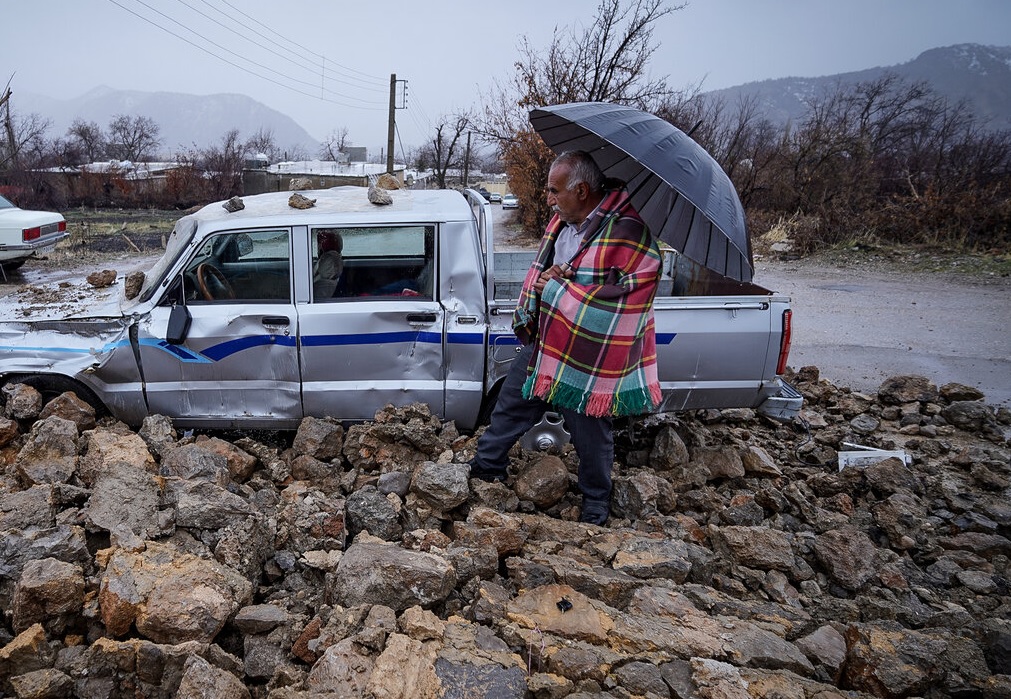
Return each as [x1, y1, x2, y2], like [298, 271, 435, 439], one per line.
[0, 276, 134, 323]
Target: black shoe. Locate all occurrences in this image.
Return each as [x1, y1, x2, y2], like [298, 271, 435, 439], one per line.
[468, 459, 507, 483]
[579, 507, 609, 525]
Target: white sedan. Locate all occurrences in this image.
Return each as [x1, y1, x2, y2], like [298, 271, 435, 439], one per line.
[0, 194, 68, 271]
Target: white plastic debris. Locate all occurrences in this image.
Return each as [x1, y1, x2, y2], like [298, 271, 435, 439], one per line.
[837, 442, 912, 471]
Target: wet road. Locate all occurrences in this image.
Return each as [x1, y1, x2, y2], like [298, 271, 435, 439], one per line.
[755, 258, 1011, 407]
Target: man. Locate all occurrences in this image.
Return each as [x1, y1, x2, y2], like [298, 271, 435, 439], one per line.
[469, 150, 663, 524]
[313, 229, 344, 299]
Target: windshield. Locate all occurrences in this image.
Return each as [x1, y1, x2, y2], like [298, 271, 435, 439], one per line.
[138, 216, 198, 302]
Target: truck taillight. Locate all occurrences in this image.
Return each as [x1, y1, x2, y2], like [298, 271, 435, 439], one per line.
[775, 309, 793, 375]
[23, 226, 41, 242]
[58, 220, 67, 232]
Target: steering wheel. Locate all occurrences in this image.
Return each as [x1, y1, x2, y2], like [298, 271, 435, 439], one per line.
[196, 263, 236, 301]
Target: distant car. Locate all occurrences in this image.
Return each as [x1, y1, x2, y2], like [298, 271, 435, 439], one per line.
[475, 187, 492, 202]
[502, 194, 518, 209]
[489, 192, 502, 203]
[0, 194, 68, 271]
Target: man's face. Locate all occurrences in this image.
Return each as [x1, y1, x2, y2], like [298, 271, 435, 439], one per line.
[546, 163, 585, 225]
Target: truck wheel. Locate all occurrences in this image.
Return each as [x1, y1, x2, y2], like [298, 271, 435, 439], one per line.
[0, 259, 26, 272]
[2, 374, 107, 417]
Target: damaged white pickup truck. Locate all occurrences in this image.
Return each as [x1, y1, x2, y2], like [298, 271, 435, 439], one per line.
[0, 186, 800, 435]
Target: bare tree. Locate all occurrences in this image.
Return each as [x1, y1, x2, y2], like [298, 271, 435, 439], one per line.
[421, 114, 471, 189]
[318, 127, 351, 162]
[478, 0, 683, 236]
[200, 129, 247, 199]
[67, 118, 106, 164]
[107, 114, 161, 162]
[245, 127, 282, 164]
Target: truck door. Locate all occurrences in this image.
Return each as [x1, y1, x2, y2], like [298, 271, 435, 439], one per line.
[138, 228, 301, 427]
[298, 224, 445, 420]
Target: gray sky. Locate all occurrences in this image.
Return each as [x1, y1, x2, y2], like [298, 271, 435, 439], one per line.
[5, 0, 1010, 154]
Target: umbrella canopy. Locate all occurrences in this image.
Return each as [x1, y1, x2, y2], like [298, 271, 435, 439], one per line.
[529, 102, 753, 283]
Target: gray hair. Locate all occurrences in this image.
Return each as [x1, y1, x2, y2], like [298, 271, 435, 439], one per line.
[552, 150, 605, 192]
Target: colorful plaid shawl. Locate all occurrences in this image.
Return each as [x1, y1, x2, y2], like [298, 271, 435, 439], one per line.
[513, 189, 663, 417]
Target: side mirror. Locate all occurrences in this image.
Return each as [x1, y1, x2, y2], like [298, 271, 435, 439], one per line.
[166, 303, 191, 344]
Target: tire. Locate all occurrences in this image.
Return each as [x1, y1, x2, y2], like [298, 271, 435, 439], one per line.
[2, 373, 107, 417]
[0, 259, 26, 272]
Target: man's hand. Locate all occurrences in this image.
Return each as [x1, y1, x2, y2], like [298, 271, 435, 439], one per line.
[534, 263, 575, 293]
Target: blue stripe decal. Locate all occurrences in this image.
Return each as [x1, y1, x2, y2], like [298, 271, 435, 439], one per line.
[301, 331, 442, 347]
[0, 338, 132, 355]
[447, 332, 484, 345]
[201, 334, 298, 360]
[137, 338, 212, 363]
[656, 332, 677, 345]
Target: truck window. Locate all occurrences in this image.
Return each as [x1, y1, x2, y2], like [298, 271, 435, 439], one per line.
[316, 225, 435, 301]
[183, 229, 291, 303]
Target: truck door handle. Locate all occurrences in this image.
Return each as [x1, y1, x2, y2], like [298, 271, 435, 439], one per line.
[262, 316, 290, 326]
[407, 313, 437, 324]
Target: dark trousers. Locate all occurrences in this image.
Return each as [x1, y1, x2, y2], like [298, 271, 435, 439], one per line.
[474, 343, 614, 510]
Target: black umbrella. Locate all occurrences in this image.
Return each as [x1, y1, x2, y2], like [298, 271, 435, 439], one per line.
[529, 102, 753, 283]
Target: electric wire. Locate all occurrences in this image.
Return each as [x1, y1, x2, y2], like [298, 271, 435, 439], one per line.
[207, 0, 386, 86]
[192, 0, 387, 92]
[176, 0, 385, 97]
[109, 0, 385, 110]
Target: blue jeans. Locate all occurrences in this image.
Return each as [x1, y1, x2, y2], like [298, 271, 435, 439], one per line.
[474, 343, 614, 510]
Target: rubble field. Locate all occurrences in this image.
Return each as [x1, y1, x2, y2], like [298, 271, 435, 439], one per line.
[1, 366, 1010, 698]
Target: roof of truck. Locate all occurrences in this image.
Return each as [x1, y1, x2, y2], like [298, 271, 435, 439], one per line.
[188, 186, 475, 228]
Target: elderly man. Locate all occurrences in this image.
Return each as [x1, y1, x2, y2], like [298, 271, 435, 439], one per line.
[470, 150, 663, 524]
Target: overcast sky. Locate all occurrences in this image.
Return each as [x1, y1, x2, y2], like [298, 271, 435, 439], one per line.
[5, 0, 1010, 154]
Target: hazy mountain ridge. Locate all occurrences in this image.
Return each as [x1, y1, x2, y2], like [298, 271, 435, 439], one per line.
[16, 86, 318, 156]
[705, 43, 1011, 130]
[14, 44, 1011, 159]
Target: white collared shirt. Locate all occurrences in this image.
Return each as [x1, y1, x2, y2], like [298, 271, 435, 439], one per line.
[553, 222, 583, 268]
[553, 199, 605, 269]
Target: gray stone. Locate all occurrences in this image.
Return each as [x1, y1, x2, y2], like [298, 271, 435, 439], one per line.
[38, 391, 96, 432]
[16, 416, 79, 486]
[85, 461, 164, 542]
[160, 443, 229, 485]
[813, 527, 880, 590]
[3, 382, 43, 420]
[232, 604, 289, 634]
[345, 485, 403, 541]
[709, 525, 796, 572]
[11, 557, 84, 634]
[513, 455, 569, 508]
[411, 461, 470, 513]
[878, 375, 938, 405]
[292, 416, 344, 460]
[331, 539, 456, 611]
[176, 654, 249, 699]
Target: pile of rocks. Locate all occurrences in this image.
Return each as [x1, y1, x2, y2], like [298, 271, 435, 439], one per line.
[0, 370, 1009, 698]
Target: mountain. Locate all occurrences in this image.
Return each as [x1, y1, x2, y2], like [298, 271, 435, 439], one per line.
[15, 86, 318, 156]
[704, 44, 1011, 131]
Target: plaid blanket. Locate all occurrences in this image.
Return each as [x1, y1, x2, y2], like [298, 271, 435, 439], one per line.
[513, 189, 663, 417]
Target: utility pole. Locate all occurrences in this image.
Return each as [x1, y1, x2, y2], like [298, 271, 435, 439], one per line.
[386, 74, 396, 174]
[386, 74, 408, 175]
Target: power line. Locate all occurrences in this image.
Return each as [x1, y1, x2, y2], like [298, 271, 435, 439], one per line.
[109, 0, 385, 109]
[207, 0, 387, 87]
[192, 0, 387, 92]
